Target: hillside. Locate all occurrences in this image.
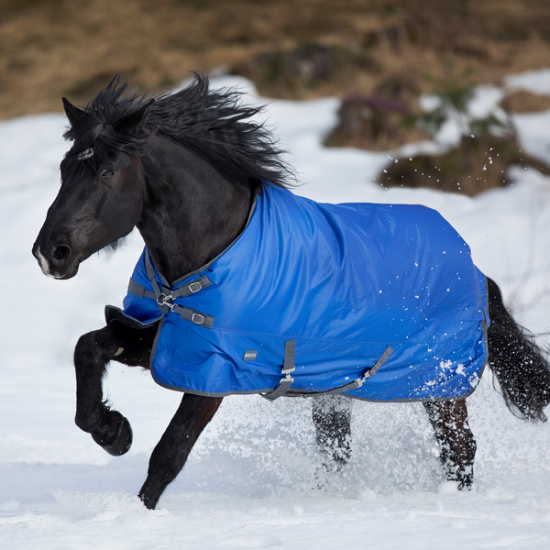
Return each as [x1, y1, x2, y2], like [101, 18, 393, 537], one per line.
[1, 0, 550, 118]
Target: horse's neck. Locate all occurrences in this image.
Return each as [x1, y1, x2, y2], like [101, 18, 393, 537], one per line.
[137, 137, 252, 283]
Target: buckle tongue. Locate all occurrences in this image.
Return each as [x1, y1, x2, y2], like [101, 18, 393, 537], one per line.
[191, 313, 205, 325]
[189, 281, 202, 293]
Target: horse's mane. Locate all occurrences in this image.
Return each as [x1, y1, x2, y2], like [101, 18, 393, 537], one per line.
[63, 74, 294, 189]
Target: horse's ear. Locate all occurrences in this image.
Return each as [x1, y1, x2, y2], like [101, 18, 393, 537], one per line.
[113, 99, 155, 137]
[62, 97, 86, 125]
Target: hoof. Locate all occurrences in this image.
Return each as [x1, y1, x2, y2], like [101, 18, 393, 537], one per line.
[457, 475, 473, 491]
[92, 412, 133, 456]
[138, 491, 157, 510]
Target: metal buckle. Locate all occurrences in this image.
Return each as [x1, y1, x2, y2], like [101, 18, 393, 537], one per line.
[189, 281, 202, 293]
[157, 292, 175, 310]
[191, 313, 205, 325]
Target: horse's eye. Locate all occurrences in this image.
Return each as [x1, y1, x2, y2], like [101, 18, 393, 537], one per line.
[101, 169, 114, 179]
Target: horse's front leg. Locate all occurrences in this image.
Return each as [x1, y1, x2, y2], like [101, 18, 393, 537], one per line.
[74, 320, 156, 455]
[138, 393, 223, 509]
[423, 399, 476, 489]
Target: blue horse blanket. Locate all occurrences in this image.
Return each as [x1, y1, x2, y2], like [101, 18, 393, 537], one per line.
[106, 184, 489, 402]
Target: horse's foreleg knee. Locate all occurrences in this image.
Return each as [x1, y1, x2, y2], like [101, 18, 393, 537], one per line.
[424, 399, 476, 490]
[74, 322, 153, 456]
[139, 394, 223, 510]
[312, 395, 353, 471]
[74, 328, 113, 433]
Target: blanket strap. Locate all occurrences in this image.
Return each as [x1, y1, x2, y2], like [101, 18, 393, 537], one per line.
[262, 340, 296, 402]
[126, 251, 215, 328]
[262, 345, 393, 401]
[128, 275, 212, 301]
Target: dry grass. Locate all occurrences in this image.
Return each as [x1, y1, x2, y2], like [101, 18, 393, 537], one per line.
[1, 0, 550, 120]
[503, 91, 550, 113]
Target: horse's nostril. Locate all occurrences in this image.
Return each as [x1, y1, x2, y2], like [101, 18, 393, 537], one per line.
[51, 244, 71, 265]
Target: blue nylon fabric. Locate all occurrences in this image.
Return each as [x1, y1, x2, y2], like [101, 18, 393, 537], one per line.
[110, 184, 489, 401]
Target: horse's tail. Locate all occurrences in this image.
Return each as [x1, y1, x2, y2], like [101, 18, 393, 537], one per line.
[486, 277, 550, 422]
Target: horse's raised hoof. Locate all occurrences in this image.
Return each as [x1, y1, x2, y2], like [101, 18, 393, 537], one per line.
[91, 411, 133, 456]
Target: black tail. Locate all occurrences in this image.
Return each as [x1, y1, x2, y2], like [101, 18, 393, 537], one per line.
[486, 277, 550, 422]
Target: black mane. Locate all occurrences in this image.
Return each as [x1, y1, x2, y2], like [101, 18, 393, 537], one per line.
[63, 74, 295, 188]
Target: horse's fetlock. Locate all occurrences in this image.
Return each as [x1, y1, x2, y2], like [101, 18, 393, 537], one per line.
[76, 404, 112, 434]
[75, 410, 101, 433]
[456, 464, 474, 490]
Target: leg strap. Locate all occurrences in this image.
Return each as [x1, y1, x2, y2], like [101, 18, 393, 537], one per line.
[262, 340, 296, 402]
[262, 344, 393, 401]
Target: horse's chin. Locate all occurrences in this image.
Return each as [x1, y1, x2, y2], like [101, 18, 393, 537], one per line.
[55, 264, 80, 280]
[51, 260, 80, 280]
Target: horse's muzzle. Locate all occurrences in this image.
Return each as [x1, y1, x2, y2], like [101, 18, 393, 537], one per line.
[32, 242, 80, 280]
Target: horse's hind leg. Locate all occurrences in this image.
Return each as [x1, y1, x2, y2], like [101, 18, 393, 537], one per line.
[74, 320, 156, 455]
[312, 394, 353, 472]
[486, 277, 550, 421]
[138, 393, 223, 509]
[423, 399, 476, 490]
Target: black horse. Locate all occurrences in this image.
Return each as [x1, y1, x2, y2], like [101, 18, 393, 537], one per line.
[33, 75, 550, 510]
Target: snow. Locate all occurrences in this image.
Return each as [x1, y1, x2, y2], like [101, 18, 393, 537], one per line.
[505, 69, 550, 97]
[2, 73, 550, 548]
[512, 109, 550, 166]
[419, 85, 510, 148]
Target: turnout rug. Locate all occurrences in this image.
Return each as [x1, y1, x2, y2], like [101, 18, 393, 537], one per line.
[106, 184, 489, 402]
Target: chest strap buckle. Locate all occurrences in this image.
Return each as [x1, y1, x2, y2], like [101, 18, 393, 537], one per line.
[157, 292, 175, 310]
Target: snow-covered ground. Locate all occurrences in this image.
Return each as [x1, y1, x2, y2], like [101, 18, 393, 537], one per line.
[2, 72, 550, 548]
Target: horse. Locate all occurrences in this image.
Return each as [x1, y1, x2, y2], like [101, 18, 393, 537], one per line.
[32, 74, 550, 510]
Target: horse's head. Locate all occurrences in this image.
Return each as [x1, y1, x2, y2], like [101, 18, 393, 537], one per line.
[32, 90, 154, 279]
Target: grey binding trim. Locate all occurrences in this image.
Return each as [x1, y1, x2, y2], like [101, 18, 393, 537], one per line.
[168, 195, 258, 287]
[112, 193, 490, 404]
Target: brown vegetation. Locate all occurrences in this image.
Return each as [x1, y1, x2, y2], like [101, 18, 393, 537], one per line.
[1, 0, 550, 120]
[381, 134, 550, 196]
[503, 91, 550, 113]
[2, 0, 550, 196]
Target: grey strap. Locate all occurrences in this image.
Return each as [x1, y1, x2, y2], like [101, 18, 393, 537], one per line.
[174, 275, 212, 298]
[301, 378, 363, 396]
[302, 346, 394, 396]
[361, 346, 393, 382]
[172, 305, 214, 329]
[128, 278, 156, 300]
[282, 340, 295, 374]
[262, 345, 393, 401]
[262, 340, 296, 402]
[129, 249, 214, 329]
[128, 275, 211, 301]
[261, 377, 294, 402]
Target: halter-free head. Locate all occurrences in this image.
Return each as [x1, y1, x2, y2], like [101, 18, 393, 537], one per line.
[32, 79, 155, 279]
[33, 74, 293, 280]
